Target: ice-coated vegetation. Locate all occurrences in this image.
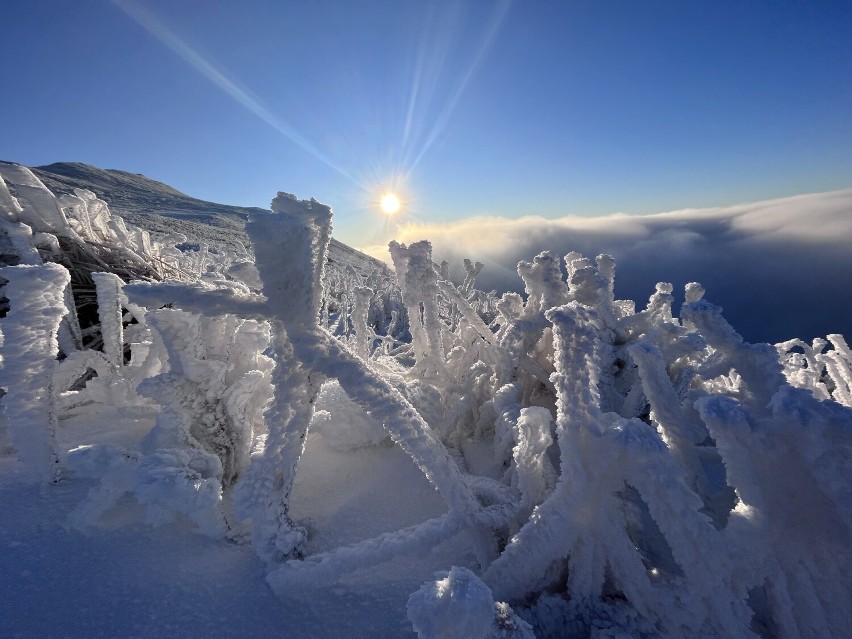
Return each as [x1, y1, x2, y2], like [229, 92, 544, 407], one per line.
[0, 165, 849, 638]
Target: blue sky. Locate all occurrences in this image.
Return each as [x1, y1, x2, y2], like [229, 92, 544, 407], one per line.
[2, 0, 851, 249]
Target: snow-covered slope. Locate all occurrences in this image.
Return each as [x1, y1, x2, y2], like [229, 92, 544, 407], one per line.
[30, 161, 388, 278]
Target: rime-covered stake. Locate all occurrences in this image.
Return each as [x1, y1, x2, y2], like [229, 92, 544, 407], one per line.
[389, 240, 447, 377]
[93, 272, 126, 368]
[247, 197, 498, 574]
[0, 263, 71, 483]
[351, 285, 373, 359]
[253, 192, 332, 327]
[236, 193, 332, 561]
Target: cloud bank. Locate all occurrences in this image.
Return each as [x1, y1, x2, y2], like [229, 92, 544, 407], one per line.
[361, 189, 852, 343]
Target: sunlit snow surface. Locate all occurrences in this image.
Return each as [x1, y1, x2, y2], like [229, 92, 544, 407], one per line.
[1, 408, 470, 638]
[1, 379, 470, 638]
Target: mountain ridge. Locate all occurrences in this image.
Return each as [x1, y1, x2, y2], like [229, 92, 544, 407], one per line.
[20, 161, 387, 274]
[32, 162, 264, 218]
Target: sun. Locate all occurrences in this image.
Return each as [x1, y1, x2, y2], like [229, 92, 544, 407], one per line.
[380, 192, 401, 215]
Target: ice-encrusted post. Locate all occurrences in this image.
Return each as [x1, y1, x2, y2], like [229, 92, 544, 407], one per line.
[93, 272, 126, 368]
[0, 263, 71, 483]
[234, 193, 329, 562]
[351, 286, 373, 359]
[389, 240, 447, 377]
[243, 194, 496, 574]
[258, 193, 331, 326]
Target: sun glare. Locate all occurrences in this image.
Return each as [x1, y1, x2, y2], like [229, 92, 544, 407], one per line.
[380, 192, 401, 215]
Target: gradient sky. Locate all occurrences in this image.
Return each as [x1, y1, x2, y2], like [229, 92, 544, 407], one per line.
[2, 0, 851, 249]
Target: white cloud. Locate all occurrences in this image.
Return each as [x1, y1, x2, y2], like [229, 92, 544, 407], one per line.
[359, 189, 852, 343]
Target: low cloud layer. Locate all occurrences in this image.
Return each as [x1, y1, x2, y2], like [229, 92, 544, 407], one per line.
[361, 189, 852, 343]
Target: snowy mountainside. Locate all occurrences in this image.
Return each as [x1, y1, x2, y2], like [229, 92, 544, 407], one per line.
[29, 161, 389, 278]
[33, 162, 201, 205]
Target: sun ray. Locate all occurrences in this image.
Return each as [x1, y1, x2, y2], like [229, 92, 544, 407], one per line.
[405, 0, 513, 174]
[113, 0, 513, 238]
[111, 0, 359, 186]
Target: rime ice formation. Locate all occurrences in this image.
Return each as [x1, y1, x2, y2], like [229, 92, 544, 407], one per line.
[0, 167, 850, 638]
[0, 263, 70, 483]
[407, 567, 534, 639]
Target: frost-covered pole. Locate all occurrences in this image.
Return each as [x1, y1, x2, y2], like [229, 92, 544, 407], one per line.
[235, 193, 328, 562]
[233, 323, 316, 562]
[389, 240, 448, 378]
[93, 272, 126, 368]
[461, 258, 484, 296]
[351, 286, 373, 359]
[0, 263, 71, 483]
[246, 195, 496, 566]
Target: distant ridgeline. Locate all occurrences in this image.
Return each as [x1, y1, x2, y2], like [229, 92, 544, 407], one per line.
[29, 161, 388, 275]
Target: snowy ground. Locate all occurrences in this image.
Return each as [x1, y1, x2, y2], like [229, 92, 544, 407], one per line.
[1, 397, 475, 638]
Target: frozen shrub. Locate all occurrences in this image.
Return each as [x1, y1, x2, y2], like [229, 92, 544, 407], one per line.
[66, 305, 273, 537]
[777, 334, 852, 407]
[697, 389, 852, 637]
[389, 239, 447, 378]
[139, 308, 273, 486]
[92, 272, 125, 367]
[2, 176, 849, 638]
